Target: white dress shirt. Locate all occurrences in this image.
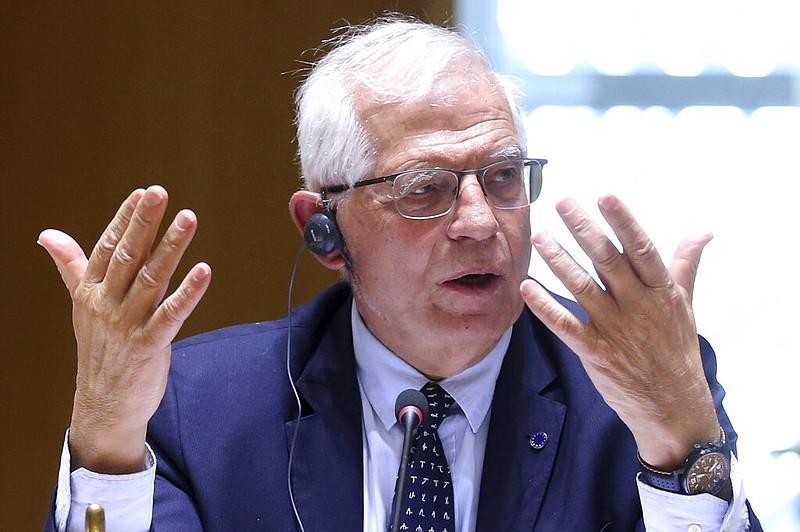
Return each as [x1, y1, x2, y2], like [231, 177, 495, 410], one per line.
[56, 302, 750, 531]
[352, 302, 509, 532]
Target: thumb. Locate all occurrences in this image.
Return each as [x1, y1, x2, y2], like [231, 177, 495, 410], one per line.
[668, 232, 713, 305]
[37, 229, 89, 298]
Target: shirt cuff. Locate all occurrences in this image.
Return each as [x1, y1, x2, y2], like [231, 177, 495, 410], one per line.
[55, 429, 156, 532]
[637, 453, 750, 531]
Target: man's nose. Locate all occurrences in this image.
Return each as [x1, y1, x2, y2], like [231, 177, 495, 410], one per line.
[446, 175, 499, 241]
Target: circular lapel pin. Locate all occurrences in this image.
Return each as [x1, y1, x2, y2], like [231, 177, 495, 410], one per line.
[529, 431, 548, 450]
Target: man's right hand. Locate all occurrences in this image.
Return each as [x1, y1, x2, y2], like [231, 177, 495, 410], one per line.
[38, 185, 211, 474]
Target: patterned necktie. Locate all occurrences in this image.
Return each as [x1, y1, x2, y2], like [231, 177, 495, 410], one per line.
[394, 382, 456, 532]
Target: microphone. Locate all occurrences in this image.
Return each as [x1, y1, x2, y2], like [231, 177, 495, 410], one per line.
[390, 389, 428, 532]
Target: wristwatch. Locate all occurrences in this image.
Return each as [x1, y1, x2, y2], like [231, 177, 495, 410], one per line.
[638, 427, 731, 496]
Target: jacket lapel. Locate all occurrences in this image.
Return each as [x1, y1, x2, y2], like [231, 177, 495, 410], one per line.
[285, 298, 364, 531]
[282, 290, 570, 532]
[476, 312, 567, 532]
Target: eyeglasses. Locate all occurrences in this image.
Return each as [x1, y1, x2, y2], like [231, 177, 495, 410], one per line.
[321, 158, 547, 220]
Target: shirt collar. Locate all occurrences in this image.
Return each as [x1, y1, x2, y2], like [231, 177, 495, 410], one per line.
[352, 301, 510, 434]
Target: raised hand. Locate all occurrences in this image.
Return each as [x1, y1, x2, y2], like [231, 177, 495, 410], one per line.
[38, 186, 211, 474]
[521, 195, 719, 469]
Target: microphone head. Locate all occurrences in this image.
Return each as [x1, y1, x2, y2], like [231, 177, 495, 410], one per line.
[395, 389, 429, 428]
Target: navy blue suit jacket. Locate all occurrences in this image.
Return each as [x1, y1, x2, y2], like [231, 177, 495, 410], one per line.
[45, 282, 762, 530]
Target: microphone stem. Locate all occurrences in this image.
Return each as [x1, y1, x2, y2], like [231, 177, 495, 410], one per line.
[390, 414, 416, 532]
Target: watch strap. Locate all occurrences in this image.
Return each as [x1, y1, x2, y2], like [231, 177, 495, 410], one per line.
[638, 454, 683, 492]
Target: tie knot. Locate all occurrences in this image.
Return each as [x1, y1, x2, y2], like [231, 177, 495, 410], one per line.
[421, 382, 454, 427]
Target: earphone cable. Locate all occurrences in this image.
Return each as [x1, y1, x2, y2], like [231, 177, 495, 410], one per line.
[286, 243, 307, 532]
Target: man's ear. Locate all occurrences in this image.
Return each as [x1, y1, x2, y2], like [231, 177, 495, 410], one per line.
[288, 190, 348, 271]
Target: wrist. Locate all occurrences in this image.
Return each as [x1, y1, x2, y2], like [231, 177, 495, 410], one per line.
[634, 412, 721, 470]
[638, 425, 732, 499]
[69, 418, 148, 474]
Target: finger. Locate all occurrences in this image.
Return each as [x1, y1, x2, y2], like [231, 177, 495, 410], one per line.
[554, 198, 634, 294]
[520, 278, 594, 354]
[146, 263, 212, 348]
[84, 189, 145, 285]
[531, 231, 610, 315]
[124, 209, 199, 312]
[37, 229, 89, 297]
[668, 233, 713, 305]
[597, 195, 669, 288]
[103, 186, 169, 299]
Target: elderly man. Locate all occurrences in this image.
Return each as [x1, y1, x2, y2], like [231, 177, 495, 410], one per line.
[41, 17, 760, 531]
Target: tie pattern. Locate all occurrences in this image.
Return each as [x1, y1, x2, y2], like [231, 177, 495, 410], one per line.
[395, 382, 456, 532]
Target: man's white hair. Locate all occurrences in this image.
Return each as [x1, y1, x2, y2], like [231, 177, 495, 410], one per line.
[294, 15, 527, 197]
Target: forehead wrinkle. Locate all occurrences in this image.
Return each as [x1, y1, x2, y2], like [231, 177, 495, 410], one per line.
[358, 86, 512, 140]
[382, 120, 520, 173]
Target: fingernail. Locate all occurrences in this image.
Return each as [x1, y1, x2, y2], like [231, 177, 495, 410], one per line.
[144, 189, 164, 207]
[598, 195, 616, 210]
[531, 231, 551, 246]
[520, 279, 537, 298]
[130, 190, 144, 207]
[194, 263, 210, 280]
[556, 197, 577, 214]
[176, 210, 194, 230]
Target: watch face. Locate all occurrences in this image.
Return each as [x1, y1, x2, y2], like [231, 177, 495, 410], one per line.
[685, 451, 729, 494]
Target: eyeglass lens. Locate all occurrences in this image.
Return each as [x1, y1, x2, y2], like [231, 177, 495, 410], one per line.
[391, 159, 542, 219]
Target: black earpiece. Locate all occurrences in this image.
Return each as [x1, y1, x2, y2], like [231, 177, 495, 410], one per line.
[303, 210, 343, 256]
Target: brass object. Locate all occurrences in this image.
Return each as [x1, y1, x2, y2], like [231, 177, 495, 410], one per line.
[84, 503, 105, 532]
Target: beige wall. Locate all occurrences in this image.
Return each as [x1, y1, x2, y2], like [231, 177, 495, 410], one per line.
[0, 1, 451, 526]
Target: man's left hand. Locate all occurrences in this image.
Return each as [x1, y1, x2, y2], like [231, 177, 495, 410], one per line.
[520, 195, 719, 469]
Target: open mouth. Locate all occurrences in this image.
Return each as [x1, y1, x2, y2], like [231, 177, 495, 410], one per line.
[452, 273, 498, 287]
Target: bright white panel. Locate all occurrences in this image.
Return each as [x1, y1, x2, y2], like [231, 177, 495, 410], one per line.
[497, 0, 800, 75]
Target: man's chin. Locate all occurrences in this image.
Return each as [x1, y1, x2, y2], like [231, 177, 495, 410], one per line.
[432, 305, 521, 338]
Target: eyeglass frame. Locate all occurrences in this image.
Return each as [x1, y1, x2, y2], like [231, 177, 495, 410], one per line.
[319, 157, 548, 220]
